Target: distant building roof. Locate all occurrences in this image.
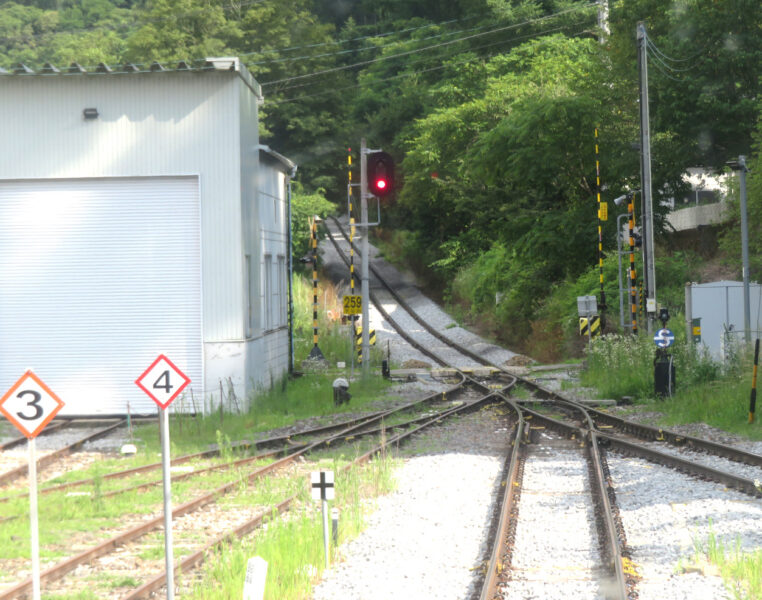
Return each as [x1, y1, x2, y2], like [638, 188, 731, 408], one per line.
[0, 56, 262, 99]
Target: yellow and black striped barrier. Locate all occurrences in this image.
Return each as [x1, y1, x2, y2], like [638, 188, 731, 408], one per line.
[355, 326, 376, 362]
[579, 315, 601, 338]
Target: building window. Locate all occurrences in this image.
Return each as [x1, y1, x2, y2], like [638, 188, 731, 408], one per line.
[245, 254, 253, 337]
[264, 254, 273, 330]
[278, 255, 287, 327]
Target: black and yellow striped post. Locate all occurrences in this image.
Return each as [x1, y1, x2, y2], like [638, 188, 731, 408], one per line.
[348, 147, 358, 373]
[348, 147, 357, 301]
[595, 128, 607, 320]
[749, 338, 759, 424]
[308, 217, 325, 360]
[628, 193, 638, 334]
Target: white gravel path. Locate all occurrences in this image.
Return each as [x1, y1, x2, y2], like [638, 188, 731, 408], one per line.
[608, 453, 762, 600]
[312, 452, 504, 600]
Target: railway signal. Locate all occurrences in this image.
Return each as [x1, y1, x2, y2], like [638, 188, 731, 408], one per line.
[366, 151, 394, 197]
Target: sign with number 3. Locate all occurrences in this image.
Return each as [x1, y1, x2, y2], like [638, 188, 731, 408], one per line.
[0, 371, 65, 438]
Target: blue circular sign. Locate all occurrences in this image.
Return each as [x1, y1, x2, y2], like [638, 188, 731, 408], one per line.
[654, 328, 675, 348]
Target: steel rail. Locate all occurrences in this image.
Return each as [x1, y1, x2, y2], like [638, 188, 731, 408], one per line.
[0, 376, 476, 598]
[0, 420, 70, 451]
[330, 216, 626, 596]
[596, 431, 762, 498]
[0, 420, 126, 487]
[0, 384, 471, 504]
[120, 388, 511, 599]
[479, 397, 526, 600]
[326, 216, 493, 368]
[0, 411, 403, 599]
[518, 379, 762, 471]
[0, 438, 255, 503]
[518, 405, 629, 599]
[583, 404, 762, 467]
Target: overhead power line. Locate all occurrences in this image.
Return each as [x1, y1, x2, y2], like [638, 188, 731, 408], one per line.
[260, 3, 598, 87]
[248, 18, 502, 66]
[266, 21, 594, 105]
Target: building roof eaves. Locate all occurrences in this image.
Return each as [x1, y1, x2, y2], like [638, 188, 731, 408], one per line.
[0, 56, 262, 100]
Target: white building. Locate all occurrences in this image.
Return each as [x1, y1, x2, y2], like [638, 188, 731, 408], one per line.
[0, 58, 294, 416]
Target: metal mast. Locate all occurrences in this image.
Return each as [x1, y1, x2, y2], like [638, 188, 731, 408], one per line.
[637, 22, 657, 333]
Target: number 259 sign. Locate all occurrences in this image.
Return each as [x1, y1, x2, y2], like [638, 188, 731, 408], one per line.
[135, 354, 190, 410]
[343, 295, 362, 315]
[0, 371, 65, 438]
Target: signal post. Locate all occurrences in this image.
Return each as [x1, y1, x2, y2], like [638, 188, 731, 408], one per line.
[356, 138, 394, 377]
[360, 139, 371, 376]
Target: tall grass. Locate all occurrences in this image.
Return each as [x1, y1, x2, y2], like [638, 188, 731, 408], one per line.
[188, 455, 398, 600]
[292, 275, 385, 367]
[694, 530, 762, 599]
[581, 333, 762, 438]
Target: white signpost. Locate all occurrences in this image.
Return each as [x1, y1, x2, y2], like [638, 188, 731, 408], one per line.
[243, 556, 268, 600]
[311, 470, 335, 568]
[135, 354, 190, 600]
[0, 370, 65, 600]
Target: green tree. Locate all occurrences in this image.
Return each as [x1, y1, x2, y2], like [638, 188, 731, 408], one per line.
[124, 0, 235, 63]
[608, 0, 762, 168]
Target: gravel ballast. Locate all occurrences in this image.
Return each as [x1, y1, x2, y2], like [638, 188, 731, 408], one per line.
[312, 408, 512, 600]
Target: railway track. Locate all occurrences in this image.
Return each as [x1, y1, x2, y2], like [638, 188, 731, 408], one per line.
[3, 217, 761, 599]
[0, 419, 126, 489]
[0, 365, 515, 598]
[323, 214, 762, 600]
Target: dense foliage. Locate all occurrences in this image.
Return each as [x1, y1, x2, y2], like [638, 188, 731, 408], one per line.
[3, 0, 761, 357]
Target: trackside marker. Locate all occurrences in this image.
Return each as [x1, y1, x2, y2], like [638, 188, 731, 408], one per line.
[243, 556, 268, 600]
[0, 370, 65, 600]
[311, 471, 335, 568]
[136, 354, 191, 600]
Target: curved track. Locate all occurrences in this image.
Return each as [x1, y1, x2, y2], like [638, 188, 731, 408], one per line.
[324, 214, 762, 600]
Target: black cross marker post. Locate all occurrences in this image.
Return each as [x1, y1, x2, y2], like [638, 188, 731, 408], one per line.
[311, 471, 335, 567]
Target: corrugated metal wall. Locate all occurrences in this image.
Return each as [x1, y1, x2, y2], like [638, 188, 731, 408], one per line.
[0, 73, 243, 343]
[0, 69, 292, 412]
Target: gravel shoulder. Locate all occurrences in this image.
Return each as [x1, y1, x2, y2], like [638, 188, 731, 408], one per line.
[312, 405, 512, 600]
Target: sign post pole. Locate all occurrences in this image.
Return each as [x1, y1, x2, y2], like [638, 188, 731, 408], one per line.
[135, 354, 191, 600]
[160, 407, 175, 599]
[321, 498, 330, 568]
[29, 436, 41, 600]
[311, 471, 335, 569]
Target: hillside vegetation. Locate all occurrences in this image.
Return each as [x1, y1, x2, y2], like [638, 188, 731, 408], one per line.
[4, 0, 762, 358]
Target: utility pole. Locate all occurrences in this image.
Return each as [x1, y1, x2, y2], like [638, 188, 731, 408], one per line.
[360, 138, 370, 377]
[738, 156, 751, 343]
[637, 22, 657, 334]
[597, 0, 610, 43]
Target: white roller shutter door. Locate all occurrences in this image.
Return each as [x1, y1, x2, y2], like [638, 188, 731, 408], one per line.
[0, 177, 202, 415]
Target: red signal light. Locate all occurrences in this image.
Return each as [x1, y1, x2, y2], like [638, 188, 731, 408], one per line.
[367, 152, 395, 197]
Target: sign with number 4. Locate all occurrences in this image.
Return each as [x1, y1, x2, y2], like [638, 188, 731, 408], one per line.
[135, 354, 191, 409]
[0, 371, 65, 438]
